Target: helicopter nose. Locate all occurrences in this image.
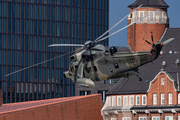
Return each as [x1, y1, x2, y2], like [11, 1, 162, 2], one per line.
[63, 73, 66, 78]
[63, 71, 70, 78]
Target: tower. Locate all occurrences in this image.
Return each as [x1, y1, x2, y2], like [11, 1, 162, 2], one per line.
[127, 0, 169, 51]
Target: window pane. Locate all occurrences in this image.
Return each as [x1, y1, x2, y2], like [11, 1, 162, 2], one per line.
[39, 5, 41, 19]
[153, 93, 157, 105]
[4, 3, 6, 17]
[0, 2, 2, 17]
[169, 93, 172, 104]
[21, 19, 24, 34]
[25, 4, 29, 19]
[34, 5, 37, 19]
[30, 4, 33, 19]
[21, 4, 24, 18]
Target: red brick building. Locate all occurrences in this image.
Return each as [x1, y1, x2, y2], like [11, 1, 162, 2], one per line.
[101, 0, 180, 120]
[0, 94, 103, 120]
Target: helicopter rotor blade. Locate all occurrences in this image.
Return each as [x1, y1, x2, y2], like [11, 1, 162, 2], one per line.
[161, 38, 175, 46]
[94, 4, 143, 42]
[144, 38, 152, 45]
[5, 47, 83, 77]
[48, 44, 84, 47]
[151, 32, 154, 44]
[95, 9, 160, 43]
[159, 28, 167, 42]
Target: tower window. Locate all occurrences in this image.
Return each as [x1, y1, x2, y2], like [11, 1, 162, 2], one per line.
[139, 11, 144, 22]
[148, 11, 155, 23]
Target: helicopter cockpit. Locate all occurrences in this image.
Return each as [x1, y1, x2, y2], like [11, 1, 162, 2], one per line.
[69, 62, 74, 74]
[69, 55, 77, 74]
[70, 55, 77, 62]
[110, 46, 118, 55]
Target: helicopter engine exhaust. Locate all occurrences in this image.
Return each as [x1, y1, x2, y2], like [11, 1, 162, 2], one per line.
[77, 78, 95, 87]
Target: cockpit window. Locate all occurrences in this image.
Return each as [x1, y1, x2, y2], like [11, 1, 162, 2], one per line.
[69, 65, 74, 74]
[70, 55, 76, 62]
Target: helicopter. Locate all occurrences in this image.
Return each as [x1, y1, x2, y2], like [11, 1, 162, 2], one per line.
[58, 34, 174, 87]
[6, 5, 174, 87]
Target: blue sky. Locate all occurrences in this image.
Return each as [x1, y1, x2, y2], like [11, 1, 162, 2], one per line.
[109, 0, 180, 47]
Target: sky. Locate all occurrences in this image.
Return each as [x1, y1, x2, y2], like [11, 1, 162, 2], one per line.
[109, 0, 180, 47]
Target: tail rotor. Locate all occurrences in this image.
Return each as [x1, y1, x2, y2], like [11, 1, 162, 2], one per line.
[143, 32, 174, 58]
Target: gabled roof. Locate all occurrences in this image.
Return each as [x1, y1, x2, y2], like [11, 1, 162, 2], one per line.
[128, 0, 169, 8]
[107, 28, 180, 95]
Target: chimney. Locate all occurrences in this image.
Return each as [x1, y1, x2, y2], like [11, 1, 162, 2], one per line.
[162, 61, 166, 70]
[177, 73, 179, 91]
[175, 59, 179, 68]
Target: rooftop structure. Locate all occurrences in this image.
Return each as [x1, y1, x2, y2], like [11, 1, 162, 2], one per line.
[128, 0, 169, 8]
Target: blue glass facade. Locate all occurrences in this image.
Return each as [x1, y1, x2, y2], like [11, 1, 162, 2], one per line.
[0, 0, 109, 103]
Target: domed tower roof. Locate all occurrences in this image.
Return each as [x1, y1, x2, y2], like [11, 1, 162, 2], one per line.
[128, 0, 169, 8]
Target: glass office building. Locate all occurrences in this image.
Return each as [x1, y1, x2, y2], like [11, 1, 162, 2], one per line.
[0, 0, 109, 103]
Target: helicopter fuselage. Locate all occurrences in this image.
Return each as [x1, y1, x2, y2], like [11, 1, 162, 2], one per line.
[64, 43, 162, 86]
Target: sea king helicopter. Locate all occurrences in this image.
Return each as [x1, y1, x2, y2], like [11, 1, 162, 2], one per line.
[6, 5, 174, 87]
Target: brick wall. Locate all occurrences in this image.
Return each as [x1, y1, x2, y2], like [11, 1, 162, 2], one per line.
[0, 94, 103, 120]
[147, 72, 177, 106]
